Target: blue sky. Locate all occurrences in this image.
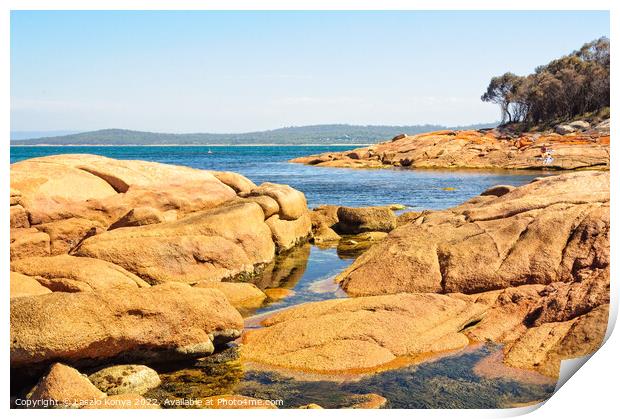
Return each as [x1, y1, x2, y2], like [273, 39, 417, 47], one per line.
[11, 10, 609, 133]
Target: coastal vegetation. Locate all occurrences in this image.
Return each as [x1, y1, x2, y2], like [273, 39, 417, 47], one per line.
[482, 37, 610, 126]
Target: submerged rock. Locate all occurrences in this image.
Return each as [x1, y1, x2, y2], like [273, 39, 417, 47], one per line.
[88, 365, 161, 396]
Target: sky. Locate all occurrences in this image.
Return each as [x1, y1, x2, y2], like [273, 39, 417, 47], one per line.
[11, 10, 610, 133]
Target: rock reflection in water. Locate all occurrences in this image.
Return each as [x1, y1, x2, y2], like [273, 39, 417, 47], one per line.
[236, 344, 555, 409]
[240, 243, 354, 317]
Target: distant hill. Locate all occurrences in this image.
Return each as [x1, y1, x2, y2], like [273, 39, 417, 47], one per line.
[10, 123, 497, 146]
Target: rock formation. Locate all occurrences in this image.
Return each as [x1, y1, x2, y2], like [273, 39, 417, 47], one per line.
[291, 128, 609, 171]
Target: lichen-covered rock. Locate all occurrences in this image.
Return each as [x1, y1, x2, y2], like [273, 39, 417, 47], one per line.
[241, 293, 486, 373]
[11, 283, 244, 370]
[11, 255, 149, 292]
[291, 129, 609, 170]
[88, 365, 161, 396]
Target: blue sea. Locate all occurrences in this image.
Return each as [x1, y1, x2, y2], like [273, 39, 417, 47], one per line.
[10, 145, 546, 210]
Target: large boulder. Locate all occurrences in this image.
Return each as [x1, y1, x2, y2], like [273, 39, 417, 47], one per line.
[11, 255, 149, 292]
[75, 201, 275, 284]
[335, 206, 397, 234]
[265, 212, 312, 252]
[241, 293, 486, 373]
[10, 283, 244, 370]
[10, 154, 238, 226]
[246, 182, 307, 221]
[336, 172, 609, 296]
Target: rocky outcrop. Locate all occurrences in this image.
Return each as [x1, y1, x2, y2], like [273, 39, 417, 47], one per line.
[10, 283, 243, 370]
[324, 172, 610, 378]
[11, 255, 150, 292]
[88, 365, 161, 396]
[291, 129, 609, 171]
[502, 304, 609, 377]
[242, 293, 486, 373]
[336, 172, 609, 296]
[10, 155, 311, 284]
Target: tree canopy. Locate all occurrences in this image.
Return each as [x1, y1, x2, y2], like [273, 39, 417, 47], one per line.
[482, 37, 610, 125]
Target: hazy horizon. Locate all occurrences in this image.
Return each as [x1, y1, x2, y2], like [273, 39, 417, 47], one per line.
[11, 10, 609, 132]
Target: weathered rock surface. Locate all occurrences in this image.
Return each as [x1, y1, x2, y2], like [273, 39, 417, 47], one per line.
[246, 182, 307, 221]
[242, 293, 486, 372]
[195, 281, 267, 311]
[108, 207, 166, 230]
[291, 129, 609, 170]
[10, 272, 52, 299]
[265, 212, 312, 252]
[88, 365, 161, 396]
[503, 304, 609, 377]
[336, 172, 609, 296]
[28, 363, 105, 408]
[10, 154, 237, 226]
[34, 218, 102, 255]
[75, 201, 276, 284]
[11, 283, 243, 370]
[10, 228, 50, 260]
[10, 204, 29, 228]
[11, 255, 150, 292]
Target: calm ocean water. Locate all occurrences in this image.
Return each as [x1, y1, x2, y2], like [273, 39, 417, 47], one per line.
[10, 145, 546, 210]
